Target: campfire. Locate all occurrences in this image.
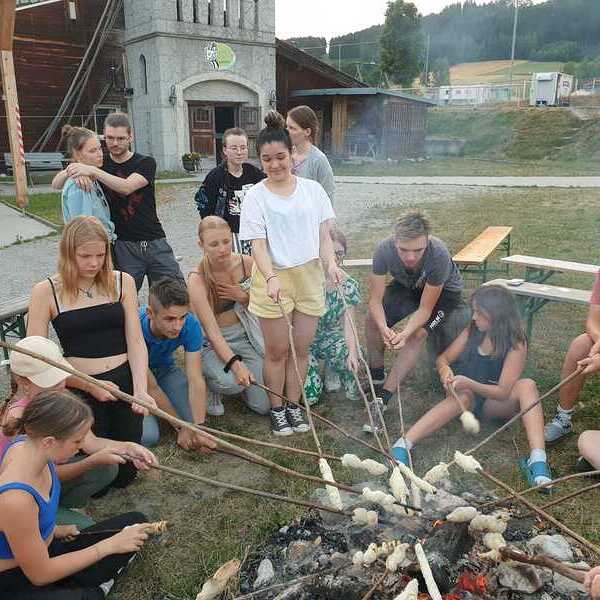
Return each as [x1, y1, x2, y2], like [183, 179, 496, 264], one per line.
[234, 473, 591, 600]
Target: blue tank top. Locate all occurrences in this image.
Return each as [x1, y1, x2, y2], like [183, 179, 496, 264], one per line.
[0, 436, 61, 560]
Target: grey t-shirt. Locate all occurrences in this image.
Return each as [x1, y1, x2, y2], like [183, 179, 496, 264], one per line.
[294, 145, 335, 203]
[372, 236, 463, 293]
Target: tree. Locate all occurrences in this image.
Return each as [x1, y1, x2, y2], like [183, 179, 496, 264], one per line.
[380, 0, 424, 87]
[285, 36, 327, 59]
[431, 57, 450, 86]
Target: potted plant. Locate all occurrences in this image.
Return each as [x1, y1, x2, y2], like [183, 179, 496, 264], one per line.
[182, 152, 201, 172]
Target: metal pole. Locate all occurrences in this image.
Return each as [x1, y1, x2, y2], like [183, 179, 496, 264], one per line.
[338, 44, 341, 71]
[509, 0, 519, 95]
[424, 33, 430, 86]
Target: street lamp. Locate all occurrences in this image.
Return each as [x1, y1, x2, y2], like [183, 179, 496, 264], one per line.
[509, 0, 519, 95]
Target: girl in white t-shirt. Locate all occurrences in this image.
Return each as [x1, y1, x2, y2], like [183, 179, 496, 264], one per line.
[239, 111, 343, 437]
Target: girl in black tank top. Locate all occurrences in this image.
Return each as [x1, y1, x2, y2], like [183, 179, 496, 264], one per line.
[390, 285, 553, 490]
[27, 216, 156, 488]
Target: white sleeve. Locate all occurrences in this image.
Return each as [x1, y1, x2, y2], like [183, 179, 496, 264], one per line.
[316, 182, 335, 223]
[239, 189, 266, 241]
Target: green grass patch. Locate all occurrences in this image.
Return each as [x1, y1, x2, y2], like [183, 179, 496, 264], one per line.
[2, 193, 63, 226]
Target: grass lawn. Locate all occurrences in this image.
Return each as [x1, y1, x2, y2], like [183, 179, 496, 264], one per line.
[2, 193, 63, 226]
[88, 185, 600, 600]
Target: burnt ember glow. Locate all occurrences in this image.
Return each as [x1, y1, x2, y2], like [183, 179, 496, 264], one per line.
[456, 570, 488, 594]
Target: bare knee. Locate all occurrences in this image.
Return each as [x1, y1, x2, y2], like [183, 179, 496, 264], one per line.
[265, 343, 289, 363]
[513, 378, 538, 398]
[567, 334, 593, 363]
[578, 430, 600, 457]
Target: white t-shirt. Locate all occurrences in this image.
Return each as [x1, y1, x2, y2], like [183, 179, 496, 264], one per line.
[239, 176, 335, 269]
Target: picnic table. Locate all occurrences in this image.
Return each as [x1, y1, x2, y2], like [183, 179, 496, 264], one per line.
[502, 254, 599, 284]
[0, 296, 28, 362]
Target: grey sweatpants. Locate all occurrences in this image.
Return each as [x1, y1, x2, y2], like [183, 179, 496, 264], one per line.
[201, 322, 270, 415]
[114, 237, 183, 291]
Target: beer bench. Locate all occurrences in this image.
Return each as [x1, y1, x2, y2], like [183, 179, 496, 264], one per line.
[453, 226, 513, 284]
[0, 296, 29, 362]
[485, 279, 591, 340]
[502, 254, 599, 284]
[4, 152, 69, 187]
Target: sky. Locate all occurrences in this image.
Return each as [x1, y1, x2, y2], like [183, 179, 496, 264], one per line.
[275, 0, 544, 40]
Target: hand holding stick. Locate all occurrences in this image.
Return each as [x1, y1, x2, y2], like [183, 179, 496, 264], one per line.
[499, 546, 586, 584]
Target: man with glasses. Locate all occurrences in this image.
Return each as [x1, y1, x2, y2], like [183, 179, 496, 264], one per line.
[54, 112, 183, 290]
[194, 127, 265, 254]
[366, 212, 465, 408]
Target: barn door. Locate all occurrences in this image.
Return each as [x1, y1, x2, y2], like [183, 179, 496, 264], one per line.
[189, 104, 215, 158]
[240, 106, 260, 158]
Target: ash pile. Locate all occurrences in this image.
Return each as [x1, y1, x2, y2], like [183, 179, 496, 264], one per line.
[237, 475, 590, 600]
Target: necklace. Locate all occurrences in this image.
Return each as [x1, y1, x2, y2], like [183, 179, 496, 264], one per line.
[78, 284, 94, 298]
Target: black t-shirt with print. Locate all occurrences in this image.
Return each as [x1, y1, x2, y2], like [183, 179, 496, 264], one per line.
[103, 153, 165, 241]
[196, 162, 266, 233]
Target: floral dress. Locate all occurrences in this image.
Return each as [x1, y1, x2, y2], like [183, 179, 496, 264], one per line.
[304, 276, 361, 402]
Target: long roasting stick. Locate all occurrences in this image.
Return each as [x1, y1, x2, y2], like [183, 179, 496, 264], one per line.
[523, 481, 600, 516]
[446, 367, 584, 469]
[119, 454, 350, 517]
[499, 546, 587, 584]
[477, 467, 600, 557]
[480, 470, 600, 509]
[277, 302, 323, 456]
[199, 423, 341, 462]
[338, 286, 393, 458]
[0, 340, 360, 496]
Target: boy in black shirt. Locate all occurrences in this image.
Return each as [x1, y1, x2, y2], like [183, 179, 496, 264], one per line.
[60, 113, 183, 290]
[195, 128, 265, 254]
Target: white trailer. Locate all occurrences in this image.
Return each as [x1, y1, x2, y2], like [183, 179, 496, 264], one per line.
[530, 72, 574, 106]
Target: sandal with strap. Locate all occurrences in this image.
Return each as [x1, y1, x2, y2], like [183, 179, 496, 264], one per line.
[519, 457, 552, 494]
[391, 445, 410, 467]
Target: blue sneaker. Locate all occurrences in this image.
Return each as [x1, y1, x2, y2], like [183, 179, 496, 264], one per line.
[519, 457, 552, 494]
[391, 445, 410, 467]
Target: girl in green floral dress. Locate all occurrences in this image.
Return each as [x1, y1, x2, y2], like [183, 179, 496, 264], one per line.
[304, 230, 361, 404]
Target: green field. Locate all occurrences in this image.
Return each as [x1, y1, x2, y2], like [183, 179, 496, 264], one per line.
[451, 60, 564, 85]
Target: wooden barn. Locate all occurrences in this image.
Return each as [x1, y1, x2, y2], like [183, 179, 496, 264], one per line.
[289, 88, 437, 160]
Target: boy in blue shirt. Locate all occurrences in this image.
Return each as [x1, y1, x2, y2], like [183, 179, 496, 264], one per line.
[140, 278, 214, 452]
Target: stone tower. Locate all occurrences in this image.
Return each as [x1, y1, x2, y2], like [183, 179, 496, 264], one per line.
[123, 0, 276, 170]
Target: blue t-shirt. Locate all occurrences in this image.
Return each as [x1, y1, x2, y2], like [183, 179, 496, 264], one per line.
[140, 307, 203, 369]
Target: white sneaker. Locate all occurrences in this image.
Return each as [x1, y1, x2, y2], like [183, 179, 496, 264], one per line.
[207, 389, 225, 416]
[324, 367, 342, 393]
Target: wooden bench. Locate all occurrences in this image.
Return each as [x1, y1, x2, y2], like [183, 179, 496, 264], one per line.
[485, 278, 591, 339]
[0, 296, 29, 362]
[502, 254, 599, 284]
[4, 152, 69, 187]
[453, 226, 513, 284]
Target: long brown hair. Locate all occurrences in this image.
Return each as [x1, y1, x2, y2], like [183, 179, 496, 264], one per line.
[60, 125, 97, 158]
[58, 216, 115, 304]
[198, 216, 235, 311]
[288, 105, 319, 143]
[3, 391, 92, 439]
[470, 285, 527, 358]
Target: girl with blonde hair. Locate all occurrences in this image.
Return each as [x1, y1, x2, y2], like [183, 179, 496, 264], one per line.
[27, 216, 155, 488]
[188, 216, 269, 417]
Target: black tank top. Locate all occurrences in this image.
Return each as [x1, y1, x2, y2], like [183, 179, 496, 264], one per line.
[455, 328, 508, 385]
[48, 273, 128, 359]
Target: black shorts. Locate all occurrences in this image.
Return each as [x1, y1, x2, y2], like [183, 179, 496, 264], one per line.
[382, 282, 464, 334]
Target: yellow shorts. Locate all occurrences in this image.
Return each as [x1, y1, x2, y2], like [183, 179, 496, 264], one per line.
[249, 259, 326, 319]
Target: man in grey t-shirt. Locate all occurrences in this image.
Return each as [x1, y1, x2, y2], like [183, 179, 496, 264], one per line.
[366, 212, 465, 406]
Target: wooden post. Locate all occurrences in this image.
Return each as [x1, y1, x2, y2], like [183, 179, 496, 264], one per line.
[331, 96, 347, 156]
[0, 0, 28, 208]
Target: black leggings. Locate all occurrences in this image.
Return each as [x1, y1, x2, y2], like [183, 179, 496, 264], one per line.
[0, 512, 147, 599]
[87, 362, 142, 488]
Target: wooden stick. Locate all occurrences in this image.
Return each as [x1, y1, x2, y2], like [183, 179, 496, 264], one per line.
[525, 481, 600, 516]
[477, 468, 600, 558]
[119, 454, 351, 517]
[252, 381, 392, 460]
[480, 469, 600, 509]
[277, 302, 323, 457]
[0, 340, 359, 497]
[449, 383, 468, 414]
[499, 546, 586, 584]
[360, 570, 389, 600]
[199, 423, 341, 462]
[447, 367, 584, 469]
[397, 378, 414, 473]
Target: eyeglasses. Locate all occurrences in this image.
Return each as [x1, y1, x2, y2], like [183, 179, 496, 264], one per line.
[227, 146, 248, 153]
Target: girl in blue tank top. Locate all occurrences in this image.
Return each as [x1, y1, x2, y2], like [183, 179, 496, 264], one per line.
[0, 392, 149, 599]
[391, 285, 553, 491]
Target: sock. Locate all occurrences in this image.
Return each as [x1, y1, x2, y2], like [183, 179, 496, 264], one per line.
[556, 406, 574, 421]
[393, 437, 413, 451]
[370, 367, 385, 381]
[381, 389, 393, 405]
[529, 448, 547, 465]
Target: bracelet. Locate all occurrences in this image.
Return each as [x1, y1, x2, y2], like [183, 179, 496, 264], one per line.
[266, 274, 278, 283]
[223, 354, 243, 373]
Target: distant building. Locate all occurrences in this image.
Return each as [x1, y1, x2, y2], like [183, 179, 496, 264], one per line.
[530, 72, 574, 107]
[426, 84, 512, 106]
